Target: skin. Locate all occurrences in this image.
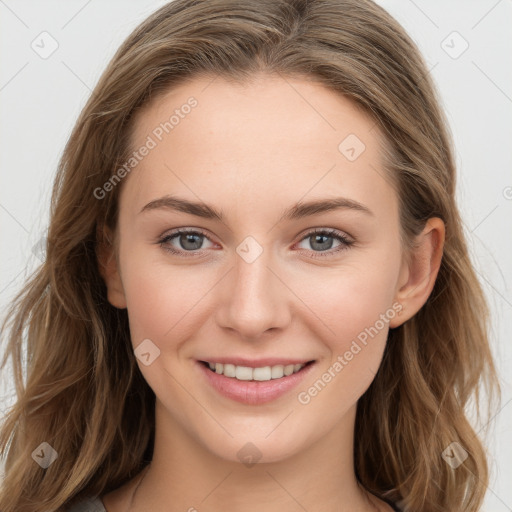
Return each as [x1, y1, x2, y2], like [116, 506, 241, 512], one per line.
[98, 73, 444, 512]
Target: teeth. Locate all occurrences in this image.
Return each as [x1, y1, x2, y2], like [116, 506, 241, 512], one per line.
[205, 361, 307, 381]
[284, 364, 294, 376]
[223, 363, 236, 378]
[235, 366, 253, 380]
[271, 365, 284, 379]
[253, 366, 271, 381]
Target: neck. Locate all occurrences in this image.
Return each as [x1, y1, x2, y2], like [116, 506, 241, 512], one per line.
[129, 400, 380, 512]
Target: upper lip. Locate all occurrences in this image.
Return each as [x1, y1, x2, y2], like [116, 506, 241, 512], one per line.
[198, 357, 315, 368]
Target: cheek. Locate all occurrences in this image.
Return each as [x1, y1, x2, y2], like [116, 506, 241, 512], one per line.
[120, 249, 215, 348]
[120, 258, 215, 408]
[297, 264, 399, 347]
[295, 272, 397, 418]
[292, 253, 400, 399]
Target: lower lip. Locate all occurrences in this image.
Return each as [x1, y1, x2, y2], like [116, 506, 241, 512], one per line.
[197, 361, 316, 405]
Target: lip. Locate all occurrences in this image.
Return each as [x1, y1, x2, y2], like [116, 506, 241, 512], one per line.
[196, 359, 316, 405]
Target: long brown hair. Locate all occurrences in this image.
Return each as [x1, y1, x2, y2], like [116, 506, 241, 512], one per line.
[0, 1, 499, 510]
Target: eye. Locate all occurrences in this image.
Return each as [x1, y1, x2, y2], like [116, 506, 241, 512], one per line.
[158, 228, 216, 257]
[295, 228, 354, 258]
[158, 227, 354, 259]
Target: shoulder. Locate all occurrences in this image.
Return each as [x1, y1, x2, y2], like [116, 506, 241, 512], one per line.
[67, 496, 107, 512]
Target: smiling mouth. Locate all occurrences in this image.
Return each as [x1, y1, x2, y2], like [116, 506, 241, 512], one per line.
[199, 360, 315, 381]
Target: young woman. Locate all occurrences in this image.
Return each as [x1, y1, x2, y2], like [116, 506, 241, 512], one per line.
[0, 0, 499, 511]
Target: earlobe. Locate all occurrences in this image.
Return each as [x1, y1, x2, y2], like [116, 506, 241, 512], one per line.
[96, 224, 127, 309]
[389, 217, 445, 328]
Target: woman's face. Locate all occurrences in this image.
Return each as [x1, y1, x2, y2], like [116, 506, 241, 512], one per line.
[105, 73, 410, 463]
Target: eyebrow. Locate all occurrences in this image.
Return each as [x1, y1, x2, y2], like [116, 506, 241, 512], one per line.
[139, 195, 374, 222]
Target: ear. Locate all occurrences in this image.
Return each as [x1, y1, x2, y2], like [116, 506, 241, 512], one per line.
[389, 217, 445, 328]
[96, 223, 127, 309]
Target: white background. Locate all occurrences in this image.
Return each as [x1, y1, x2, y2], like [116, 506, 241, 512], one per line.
[0, 1, 511, 510]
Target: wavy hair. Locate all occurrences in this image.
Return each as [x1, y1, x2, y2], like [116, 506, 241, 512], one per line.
[0, 0, 499, 510]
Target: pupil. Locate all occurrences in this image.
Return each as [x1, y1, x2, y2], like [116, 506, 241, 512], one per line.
[181, 233, 202, 250]
[312, 234, 332, 251]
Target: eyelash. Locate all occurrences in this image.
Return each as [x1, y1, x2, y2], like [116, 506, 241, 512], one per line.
[157, 227, 354, 259]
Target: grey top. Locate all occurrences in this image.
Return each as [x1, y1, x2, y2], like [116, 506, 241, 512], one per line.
[67, 496, 107, 512]
[66, 494, 403, 511]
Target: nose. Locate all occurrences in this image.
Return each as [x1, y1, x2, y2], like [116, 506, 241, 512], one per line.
[214, 246, 292, 340]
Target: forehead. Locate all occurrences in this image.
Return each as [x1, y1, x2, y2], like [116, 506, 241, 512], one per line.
[131, 73, 382, 155]
[121, 73, 396, 223]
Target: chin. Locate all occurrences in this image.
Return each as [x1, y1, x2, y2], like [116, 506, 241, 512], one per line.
[198, 428, 310, 466]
